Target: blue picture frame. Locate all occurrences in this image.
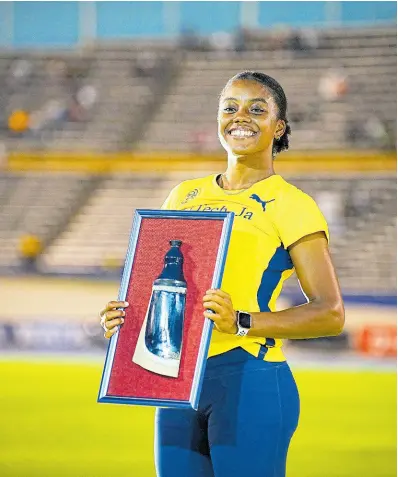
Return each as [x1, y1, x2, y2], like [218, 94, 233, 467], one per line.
[98, 209, 234, 410]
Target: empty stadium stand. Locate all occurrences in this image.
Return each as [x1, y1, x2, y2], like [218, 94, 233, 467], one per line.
[38, 170, 209, 271]
[137, 26, 396, 153]
[286, 173, 397, 294]
[0, 25, 396, 298]
[0, 172, 97, 267]
[0, 43, 177, 151]
[34, 171, 396, 295]
[0, 26, 396, 153]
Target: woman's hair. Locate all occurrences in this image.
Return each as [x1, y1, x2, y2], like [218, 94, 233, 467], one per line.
[222, 71, 291, 156]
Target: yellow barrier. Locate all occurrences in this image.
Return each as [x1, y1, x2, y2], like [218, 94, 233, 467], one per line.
[6, 150, 396, 173]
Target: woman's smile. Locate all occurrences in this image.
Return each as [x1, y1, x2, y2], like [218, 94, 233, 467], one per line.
[227, 125, 258, 139]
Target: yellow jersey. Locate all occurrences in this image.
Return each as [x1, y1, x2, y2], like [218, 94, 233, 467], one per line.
[162, 174, 329, 362]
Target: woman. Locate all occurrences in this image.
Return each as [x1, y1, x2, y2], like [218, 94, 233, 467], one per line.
[100, 71, 345, 477]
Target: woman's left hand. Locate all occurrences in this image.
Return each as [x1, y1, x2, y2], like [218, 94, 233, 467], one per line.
[203, 289, 237, 334]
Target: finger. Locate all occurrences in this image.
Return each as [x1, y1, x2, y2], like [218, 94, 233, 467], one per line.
[103, 310, 126, 322]
[101, 301, 129, 315]
[203, 301, 223, 314]
[104, 327, 119, 339]
[205, 289, 232, 302]
[100, 310, 124, 330]
[203, 311, 221, 322]
[203, 295, 233, 314]
[103, 317, 124, 332]
[205, 290, 232, 304]
[203, 294, 226, 306]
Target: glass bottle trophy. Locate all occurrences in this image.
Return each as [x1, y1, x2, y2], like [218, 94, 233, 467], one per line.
[132, 240, 187, 377]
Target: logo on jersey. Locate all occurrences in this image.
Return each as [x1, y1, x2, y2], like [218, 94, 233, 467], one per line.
[181, 188, 200, 204]
[249, 194, 275, 212]
[182, 204, 253, 220]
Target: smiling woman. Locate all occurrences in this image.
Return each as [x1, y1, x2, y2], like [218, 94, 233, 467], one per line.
[218, 71, 291, 160]
[99, 71, 345, 477]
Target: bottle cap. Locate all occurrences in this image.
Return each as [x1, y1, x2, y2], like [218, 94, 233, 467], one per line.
[170, 240, 182, 247]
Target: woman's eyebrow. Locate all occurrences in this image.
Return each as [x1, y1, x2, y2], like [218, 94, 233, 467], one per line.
[222, 97, 268, 104]
[250, 98, 268, 104]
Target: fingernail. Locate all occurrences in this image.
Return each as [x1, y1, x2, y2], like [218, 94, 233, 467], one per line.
[121, 318, 125, 323]
[124, 302, 129, 306]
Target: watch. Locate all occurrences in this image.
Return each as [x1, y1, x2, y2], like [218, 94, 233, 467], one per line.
[235, 310, 252, 337]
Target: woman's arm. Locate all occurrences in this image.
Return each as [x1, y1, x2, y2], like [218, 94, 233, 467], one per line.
[203, 232, 345, 339]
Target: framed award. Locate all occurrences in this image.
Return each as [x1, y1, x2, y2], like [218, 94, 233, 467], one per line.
[98, 209, 234, 410]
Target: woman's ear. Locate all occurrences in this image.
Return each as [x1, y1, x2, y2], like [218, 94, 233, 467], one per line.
[275, 119, 286, 140]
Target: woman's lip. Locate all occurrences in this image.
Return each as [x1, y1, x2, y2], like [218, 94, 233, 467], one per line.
[227, 128, 257, 134]
[228, 135, 257, 140]
[226, 130, 258, 138]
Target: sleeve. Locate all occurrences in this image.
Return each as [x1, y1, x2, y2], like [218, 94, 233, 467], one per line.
[276, 189, 330, 249]
[161, 183, 183, 210]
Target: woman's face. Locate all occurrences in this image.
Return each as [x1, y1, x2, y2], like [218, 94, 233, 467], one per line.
[218, 79, 285, 157]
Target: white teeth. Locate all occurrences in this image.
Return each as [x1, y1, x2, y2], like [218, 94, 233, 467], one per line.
[230, 129, 255, 137]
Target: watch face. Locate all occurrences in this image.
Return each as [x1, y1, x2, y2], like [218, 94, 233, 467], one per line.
[238, 311, 251, 329]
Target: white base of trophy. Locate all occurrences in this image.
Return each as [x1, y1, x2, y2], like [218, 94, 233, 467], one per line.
[132, 315, 181, 378]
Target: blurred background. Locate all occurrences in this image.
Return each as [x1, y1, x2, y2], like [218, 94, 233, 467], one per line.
[0, 1, 396, 476]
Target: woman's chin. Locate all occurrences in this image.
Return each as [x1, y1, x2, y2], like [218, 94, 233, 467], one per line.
[219, 137, 264, 157]
[228, 145, 259, 157]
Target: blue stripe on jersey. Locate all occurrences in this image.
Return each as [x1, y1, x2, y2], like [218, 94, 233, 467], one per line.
[257, 245, 293, 313]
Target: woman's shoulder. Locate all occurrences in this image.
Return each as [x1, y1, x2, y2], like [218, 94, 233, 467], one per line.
[257, 176, 321, 216]
[164, 174, 216, 206]
[171, 174, 216, 193]
[275, 175, 304, 194]
[272, 175, 315, 202]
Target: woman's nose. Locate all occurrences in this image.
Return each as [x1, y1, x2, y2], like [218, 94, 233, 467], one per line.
[233, 114, 251, 124]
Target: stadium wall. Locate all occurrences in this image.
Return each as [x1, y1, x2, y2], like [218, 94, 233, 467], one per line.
[1, 276, 395, 357]
[0, 1, 396, 47]
[1, 276, 396, 328]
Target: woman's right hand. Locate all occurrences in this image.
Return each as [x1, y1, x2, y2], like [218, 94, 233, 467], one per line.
[99, 300, 129, 339]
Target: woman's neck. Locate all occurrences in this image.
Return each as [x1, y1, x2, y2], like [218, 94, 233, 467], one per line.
[220, 155, 275, 190]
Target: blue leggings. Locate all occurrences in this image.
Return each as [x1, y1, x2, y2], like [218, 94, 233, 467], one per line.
[155, 347, 300, 477]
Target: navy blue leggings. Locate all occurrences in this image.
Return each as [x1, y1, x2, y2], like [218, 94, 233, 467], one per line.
[155, 347, 300, 477]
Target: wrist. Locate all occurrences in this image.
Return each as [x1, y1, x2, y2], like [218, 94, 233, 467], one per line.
[235, 310, 252, 337]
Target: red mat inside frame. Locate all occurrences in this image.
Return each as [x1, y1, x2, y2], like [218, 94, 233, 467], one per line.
[107, 217, 224, 401]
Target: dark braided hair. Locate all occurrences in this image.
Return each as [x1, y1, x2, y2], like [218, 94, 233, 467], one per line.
[222, 71, 291, 157]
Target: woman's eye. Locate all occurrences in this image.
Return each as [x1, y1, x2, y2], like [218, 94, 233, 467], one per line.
[223, 107, 236, 113]
[251, 107, 265, 114]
